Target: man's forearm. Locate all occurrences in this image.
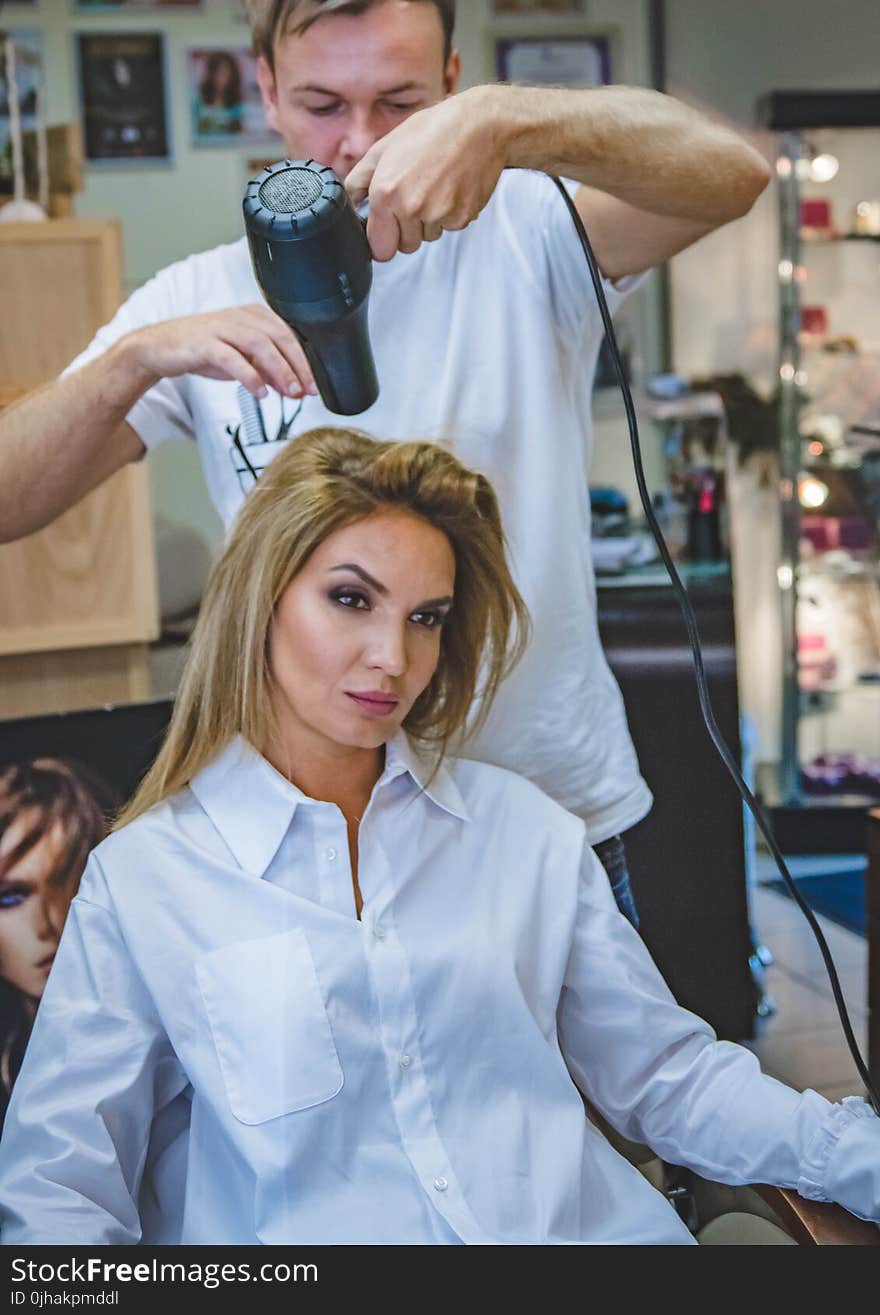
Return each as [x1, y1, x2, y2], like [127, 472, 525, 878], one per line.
[0, 339, 150, 543]
[484, 83, 771, 223]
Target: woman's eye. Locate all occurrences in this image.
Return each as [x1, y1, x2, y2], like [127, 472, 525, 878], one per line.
[330, 588, 369, 610]
[0, 886, 29, 910]
[410, 610, 446, 631]
[384, 102, 419, 113]
[308, 104, 341, 117]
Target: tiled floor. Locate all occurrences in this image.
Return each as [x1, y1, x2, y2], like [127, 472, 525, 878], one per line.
[745, 882, 869, 1101]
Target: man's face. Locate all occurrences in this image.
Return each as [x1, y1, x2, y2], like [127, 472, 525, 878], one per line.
[256, 0, 460, 179]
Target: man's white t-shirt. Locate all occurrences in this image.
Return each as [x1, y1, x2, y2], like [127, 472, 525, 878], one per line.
[66, 168, 652, 841]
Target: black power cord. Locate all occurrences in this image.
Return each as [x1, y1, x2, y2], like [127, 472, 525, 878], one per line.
[551, 175, 880, 1117]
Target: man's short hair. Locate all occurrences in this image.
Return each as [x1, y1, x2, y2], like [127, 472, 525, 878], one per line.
[247, 1, 456, 71]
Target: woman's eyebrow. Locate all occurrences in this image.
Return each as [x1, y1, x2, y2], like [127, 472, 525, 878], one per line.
[329, 565, 453, 609]
[329, 564, 388, 594]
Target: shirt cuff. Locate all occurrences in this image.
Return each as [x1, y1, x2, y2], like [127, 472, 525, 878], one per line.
[797, 1096, 880, 1220]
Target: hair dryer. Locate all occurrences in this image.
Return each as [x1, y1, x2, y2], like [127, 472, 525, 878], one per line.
[243, 159, 379, 416]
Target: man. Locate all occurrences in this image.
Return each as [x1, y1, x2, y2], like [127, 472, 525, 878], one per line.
[0, 0, 770, 923]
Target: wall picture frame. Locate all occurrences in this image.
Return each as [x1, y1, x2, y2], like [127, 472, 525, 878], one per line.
[495, 35, 611, 88]
[76, 31, 171, 165]
[0, 28, 44, 162]
[491, 1, 585, 12]
[73, 2, 202, 11]
[187, 47, 279, 146]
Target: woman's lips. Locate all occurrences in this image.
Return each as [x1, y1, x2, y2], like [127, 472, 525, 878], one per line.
[37, 952, 55, 971]
[346, 692, 400, 717]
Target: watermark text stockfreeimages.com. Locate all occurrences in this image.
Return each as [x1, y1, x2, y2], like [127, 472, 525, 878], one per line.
[10, 1257, 317, 1293]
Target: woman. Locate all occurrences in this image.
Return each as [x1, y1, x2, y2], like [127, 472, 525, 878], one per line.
[0, 759, 108, 1134]
[0, 427, 877, 1245]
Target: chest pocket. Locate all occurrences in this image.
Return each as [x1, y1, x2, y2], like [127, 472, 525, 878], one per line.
[196, 927, 343, 1124]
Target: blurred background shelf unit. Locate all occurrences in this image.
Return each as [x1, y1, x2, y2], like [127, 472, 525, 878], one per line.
[0, 219, 159, 718]
[758, 92, 880, 841]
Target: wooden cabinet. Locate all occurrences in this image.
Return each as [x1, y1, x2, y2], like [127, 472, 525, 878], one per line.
[598, 568, 755, 1040]
[0, 220, 159, 718]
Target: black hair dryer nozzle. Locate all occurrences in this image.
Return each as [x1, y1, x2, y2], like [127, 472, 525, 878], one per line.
[243, 159, 379, 416]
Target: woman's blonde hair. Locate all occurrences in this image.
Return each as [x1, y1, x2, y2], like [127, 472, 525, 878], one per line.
[116, 427, 529, 828]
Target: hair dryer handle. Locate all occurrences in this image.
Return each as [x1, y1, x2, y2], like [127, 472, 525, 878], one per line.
[297, 301, 379, 417]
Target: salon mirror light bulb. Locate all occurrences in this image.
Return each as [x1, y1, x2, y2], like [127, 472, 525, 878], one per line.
[809, 153, 839, 182]
[798, 475, 830, 509]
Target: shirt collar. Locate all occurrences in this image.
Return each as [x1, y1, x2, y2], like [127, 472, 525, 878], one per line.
[380, 734, 471, 824]
[189, 732, 469, 878]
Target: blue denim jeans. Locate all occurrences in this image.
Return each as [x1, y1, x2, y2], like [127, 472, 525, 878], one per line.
[592, 834, 640, 930]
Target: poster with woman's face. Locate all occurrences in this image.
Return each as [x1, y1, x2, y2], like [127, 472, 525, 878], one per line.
[0, 757, 111, 1129]
[73, 2, 202, 11]
[187, 47, 279, 146]
[76, 31, 170, 163]
[491, 1, 584, 12]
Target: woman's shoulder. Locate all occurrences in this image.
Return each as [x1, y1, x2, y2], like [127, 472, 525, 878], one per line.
[87, 788, 204, 877]
[445, 753, 585, 838]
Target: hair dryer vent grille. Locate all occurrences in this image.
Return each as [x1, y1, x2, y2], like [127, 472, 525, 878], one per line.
[259, 168, 324, 215]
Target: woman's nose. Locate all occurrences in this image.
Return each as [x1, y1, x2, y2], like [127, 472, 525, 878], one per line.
[367, 623, 407, 676]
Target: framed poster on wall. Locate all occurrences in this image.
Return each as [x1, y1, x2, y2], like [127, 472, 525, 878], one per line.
[73, 2, 202, 11]
[0, 29, 44, 160]
[495, 35, 611, 86]
[492, 1, 584, 11]
[76, 31, 170, 164]
[0, 702, 174, 1136]
[187, 47, 279, 146]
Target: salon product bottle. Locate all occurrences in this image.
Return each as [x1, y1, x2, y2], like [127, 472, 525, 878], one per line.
[687, 472, 722, 561]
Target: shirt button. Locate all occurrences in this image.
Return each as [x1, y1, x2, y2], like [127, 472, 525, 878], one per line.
[433, 1177, 448, 1192]
[399, 1053, 412, 1069]
[326, 848, 337, 862]
[372, 923, 386, 941]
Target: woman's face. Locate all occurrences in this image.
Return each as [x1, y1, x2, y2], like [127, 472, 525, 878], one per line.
[0, 810, 67, 1002]
[214, 57, 235, 92]
[268, 508, 455, 759]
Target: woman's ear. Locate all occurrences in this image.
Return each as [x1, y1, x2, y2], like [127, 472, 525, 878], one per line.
[256, 54, 281, 133]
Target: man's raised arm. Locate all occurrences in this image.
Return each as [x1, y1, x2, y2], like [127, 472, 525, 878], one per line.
[0, 306, 317, 543]
[346, 83, 771, 277]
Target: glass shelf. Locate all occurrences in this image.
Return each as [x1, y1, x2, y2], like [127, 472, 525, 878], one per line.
[774, 126, 880, 804]
[801, 230, 880, 244]
[799, 559, 880, 580]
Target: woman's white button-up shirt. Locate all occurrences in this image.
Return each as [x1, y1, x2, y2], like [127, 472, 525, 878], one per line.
[0, 734, 877, 1245]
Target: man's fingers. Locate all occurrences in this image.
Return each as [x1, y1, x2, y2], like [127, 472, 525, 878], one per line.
[242, 335, 310, 398]
[344, 154, 375, 206]
[423, 221, 444, 243]
[366, 207, 402, 263]
[207, 342, 269, 398]
[396, 214, 424, 256]
[267, 326, 318, 396]
[244, 307, 317, 394]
